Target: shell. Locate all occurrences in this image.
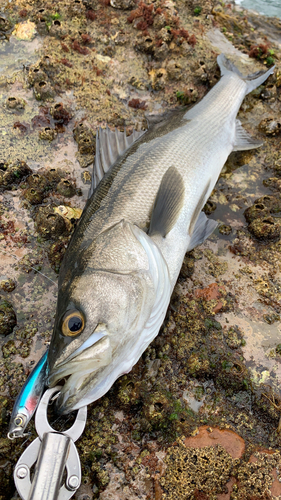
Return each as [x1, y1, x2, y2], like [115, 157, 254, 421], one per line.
[12, 21, 37, 41]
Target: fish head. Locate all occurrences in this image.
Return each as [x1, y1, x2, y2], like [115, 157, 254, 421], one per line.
[47, 220, 166, 414]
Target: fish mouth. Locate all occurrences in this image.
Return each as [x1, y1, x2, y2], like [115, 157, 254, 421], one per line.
[48, 330, 112, 413]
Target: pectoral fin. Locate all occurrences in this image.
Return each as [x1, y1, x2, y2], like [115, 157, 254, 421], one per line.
[233, 120, 262, 151]
[149, 166, 185, 237]
[187, 211, 218, 251]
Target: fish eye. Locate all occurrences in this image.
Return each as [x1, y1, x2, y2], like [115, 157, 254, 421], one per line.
[14, 414, 26, 428]
[62, 310, 85, 337]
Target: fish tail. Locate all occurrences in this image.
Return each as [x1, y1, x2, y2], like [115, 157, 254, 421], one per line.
[217, 53, 275, 94]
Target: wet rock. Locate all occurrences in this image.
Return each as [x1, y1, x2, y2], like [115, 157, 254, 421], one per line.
[6, 96, 26, 110]
[0, 161, 32, 189]
[56, 179, 76, 197]
[259, 117, 281, 136]
[35, 207, 68, 239]
[248, 216, 280, 241]
[184, 426, 245, 458]
[28, 64, 47, 86]
[34, 80, 55, 101]
[0, 299, 17, 336]
[244, 202, 270, 223]
[39, 127, 57, 141]
[0, 279, 16, 292]
[22, 187, 44, 205]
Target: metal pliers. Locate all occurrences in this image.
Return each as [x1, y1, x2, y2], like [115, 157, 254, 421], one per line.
[14, 386, 87, 500]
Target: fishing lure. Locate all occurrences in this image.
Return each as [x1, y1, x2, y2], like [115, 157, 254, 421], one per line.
[8, 350, 48, 439]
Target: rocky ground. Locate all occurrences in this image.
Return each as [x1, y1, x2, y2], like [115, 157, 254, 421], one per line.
[0, 0, 281, 498]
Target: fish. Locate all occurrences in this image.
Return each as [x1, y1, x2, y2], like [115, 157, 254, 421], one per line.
[47, 54, 274, 414]
[8, 350, 48, 439]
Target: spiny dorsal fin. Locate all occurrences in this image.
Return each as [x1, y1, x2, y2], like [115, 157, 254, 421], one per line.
[187, 211, 218, 251]
[233, 120, 262, 151]
[149, 166, 185, 238]
[89, 126, 145, 198]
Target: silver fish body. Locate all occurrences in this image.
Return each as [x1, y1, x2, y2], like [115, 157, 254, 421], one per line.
[48, 55, 274, 413]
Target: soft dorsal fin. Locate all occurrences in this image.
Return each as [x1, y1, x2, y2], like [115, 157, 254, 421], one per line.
[187, 211, 218, 251]
[149, 166, 185, 238]
[89, 126, 145, 198]
[233, 119, 262, 151]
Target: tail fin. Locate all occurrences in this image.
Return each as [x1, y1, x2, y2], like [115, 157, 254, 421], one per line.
[217, 53, 275, 94]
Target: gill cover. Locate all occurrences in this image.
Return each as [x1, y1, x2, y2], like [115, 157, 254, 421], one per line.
[48, 220, 171, 413]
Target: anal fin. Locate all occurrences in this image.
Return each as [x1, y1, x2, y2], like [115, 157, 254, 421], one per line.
[187, 211, 218, 251]
[149, 166, 185, 238]
[233, 119, 262, 151]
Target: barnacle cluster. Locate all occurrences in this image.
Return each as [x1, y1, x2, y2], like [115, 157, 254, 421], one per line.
[161, 441, 234, 499]
[0, 299, 16, 336]
[0, 161, 32, 190]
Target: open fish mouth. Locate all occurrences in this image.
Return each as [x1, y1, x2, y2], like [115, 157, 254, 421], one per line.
[48, 331, 112, 410]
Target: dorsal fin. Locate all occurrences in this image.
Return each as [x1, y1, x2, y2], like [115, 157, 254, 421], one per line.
[149, 166, 185, 238]
[89, 126, 145, 198]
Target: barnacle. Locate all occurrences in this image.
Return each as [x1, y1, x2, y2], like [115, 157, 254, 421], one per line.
[161, 441, 234, 499]
[0, 299, 17, 336]
[56, 179, 76, 197]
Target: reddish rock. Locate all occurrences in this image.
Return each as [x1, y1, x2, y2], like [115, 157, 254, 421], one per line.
[194, 283, 225, 313]
[184, 426, 245, 459]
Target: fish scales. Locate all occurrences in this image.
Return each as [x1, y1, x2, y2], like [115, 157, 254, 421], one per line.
[47, 55, 274, 413]
[67, 79, 244, 251]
